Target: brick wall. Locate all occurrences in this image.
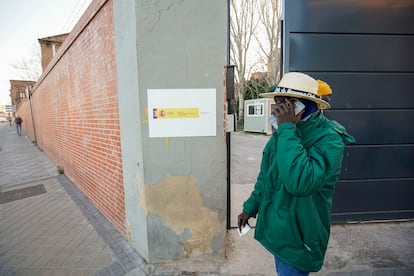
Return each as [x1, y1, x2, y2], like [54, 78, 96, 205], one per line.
[17, 0, 126, 235]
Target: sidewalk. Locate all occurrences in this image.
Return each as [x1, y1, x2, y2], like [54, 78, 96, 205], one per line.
[0, 122, 413, 275]
[0, 123, 147, 275]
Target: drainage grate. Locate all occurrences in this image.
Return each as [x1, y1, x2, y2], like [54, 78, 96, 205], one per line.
[0, 184, 47, 204]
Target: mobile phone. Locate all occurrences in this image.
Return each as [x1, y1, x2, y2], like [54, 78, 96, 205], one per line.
[291, 98, 306, 115]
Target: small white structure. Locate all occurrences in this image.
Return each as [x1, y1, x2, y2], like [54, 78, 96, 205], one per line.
[244, 98, 275, 135]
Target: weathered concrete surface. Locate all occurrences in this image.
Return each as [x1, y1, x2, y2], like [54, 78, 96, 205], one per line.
[316, 221, 414, 274]
[114, 0, 228, 262]
[145, 174, 222, 259]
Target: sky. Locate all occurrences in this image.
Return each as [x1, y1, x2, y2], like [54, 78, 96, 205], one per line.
[0, 0, 92, 107]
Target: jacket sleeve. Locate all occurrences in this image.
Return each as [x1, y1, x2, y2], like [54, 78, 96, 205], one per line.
[242, 136, 274, 216]
[276, 123, 345, 196]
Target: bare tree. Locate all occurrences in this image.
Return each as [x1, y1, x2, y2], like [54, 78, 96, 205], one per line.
[245, 72, 271, 100]
[230, 0, 259, 122]
[255, 0, 282, 87]
[230, 0, 282, 123]
[11, 42, 42, 81]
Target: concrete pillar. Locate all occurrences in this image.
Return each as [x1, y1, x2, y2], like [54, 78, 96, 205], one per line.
[114, 0, 227, 262]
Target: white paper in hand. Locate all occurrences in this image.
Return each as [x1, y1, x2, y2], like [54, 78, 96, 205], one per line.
[237, 224, 251, 236]
[268, 114, 278, 129]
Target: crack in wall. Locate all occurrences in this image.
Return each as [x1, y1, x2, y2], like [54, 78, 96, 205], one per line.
[146, 0, 185, 32]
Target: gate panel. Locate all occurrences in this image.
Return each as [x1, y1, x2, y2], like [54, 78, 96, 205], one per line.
[286, 0, 414, 34]
[332, 179, 414, 222]
[326, 110, 414, 145]
[341, 146, 414, 180]
[308, 73, 414, 109]
[284, 0, 414, 221]
[289, 34, 414, 72]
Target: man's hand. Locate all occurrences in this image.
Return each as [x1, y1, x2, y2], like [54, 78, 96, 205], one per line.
[238, 212, 252, 231]
[274, 99, 304, 125]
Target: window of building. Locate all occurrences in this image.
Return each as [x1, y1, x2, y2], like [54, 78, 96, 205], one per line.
[247, 103, 264, 116]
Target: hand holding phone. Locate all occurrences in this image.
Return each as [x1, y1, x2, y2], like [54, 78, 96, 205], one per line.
[281, 98, 304, 125]
[291, 98, 305, 115]
[269, 98, 305, 128]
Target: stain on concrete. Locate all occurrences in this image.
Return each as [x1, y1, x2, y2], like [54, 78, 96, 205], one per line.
[148, 214, 186, 260]
[145, 173, 221, 257]
[135, 171, 147, 214]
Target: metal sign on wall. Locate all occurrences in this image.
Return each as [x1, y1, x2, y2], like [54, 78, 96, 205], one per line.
[147, 89, 217, 138]
[5, 105, 16, 112]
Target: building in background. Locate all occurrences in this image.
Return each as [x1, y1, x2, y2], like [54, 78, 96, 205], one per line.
[9, 80, 36, 107]
[38, 34, 69, 71]
[8, 33, 69, 108]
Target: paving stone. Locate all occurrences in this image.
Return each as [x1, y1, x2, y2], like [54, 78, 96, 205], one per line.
[0, 266, 13, 275]
[46, 254, 70, 268]
[371, 269, 395, 276]
[2, 254, 27, 267]
[92, 254, 116, 270]
[75, 255, 97, 269]
[59, 245, 77, 256]
[5, 267, 41, 276]
[395, 270, 414, 276]
[350, 271, 371, 276]
[109, 261, 127, 275]
[17, 254, 41, 267]
[37, 268, 73, 275]
[69, 268, 97, 276]
[32, 255, 55, 268]
[60, 255, 82, 269]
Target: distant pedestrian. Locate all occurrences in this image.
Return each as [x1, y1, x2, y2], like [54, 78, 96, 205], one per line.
[14, 115, 23, 136]
[8, 117, 12, 126]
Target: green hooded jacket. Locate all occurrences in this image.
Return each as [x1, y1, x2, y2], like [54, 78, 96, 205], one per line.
[243, 111, 355, 272]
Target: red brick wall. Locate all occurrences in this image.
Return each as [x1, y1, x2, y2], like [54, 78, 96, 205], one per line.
[18, 0, 126, 235]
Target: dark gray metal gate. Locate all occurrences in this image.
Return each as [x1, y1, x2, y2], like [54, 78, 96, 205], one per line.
[283, 0, 414, 222]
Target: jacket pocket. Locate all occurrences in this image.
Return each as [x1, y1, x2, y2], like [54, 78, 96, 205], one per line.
[265, 209, 303, 250]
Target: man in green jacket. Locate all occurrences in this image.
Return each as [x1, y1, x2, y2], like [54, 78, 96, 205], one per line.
[238, 72, 355, 275]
